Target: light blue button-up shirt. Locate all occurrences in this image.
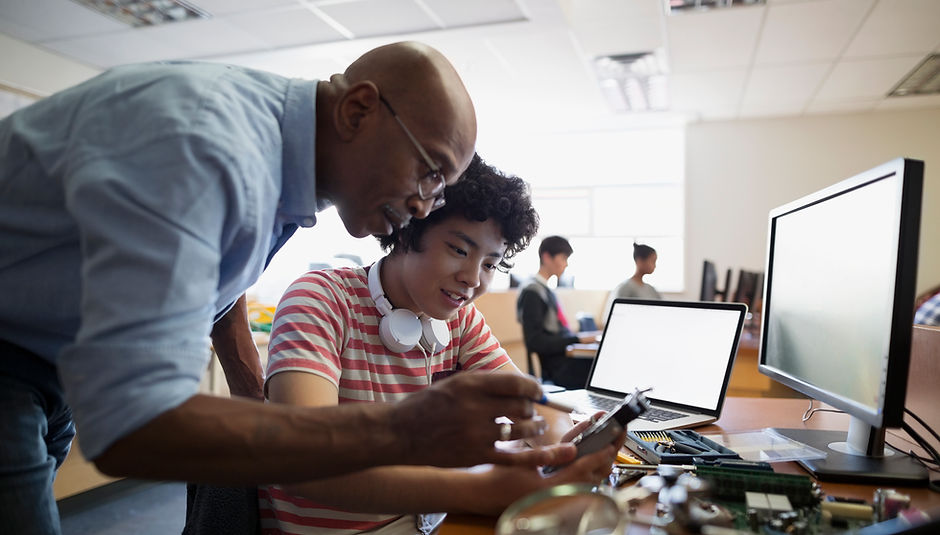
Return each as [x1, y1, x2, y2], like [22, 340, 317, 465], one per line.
[0, 62, 323, 458]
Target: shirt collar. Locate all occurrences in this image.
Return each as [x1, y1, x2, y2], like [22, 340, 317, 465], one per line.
[278, 78, 329, 228]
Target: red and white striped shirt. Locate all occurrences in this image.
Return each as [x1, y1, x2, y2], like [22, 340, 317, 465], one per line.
[259, 265, 511, 535]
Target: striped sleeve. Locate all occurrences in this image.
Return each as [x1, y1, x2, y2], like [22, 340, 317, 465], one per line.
[455, 304, 512, 371]
[266, 270, 351, 387]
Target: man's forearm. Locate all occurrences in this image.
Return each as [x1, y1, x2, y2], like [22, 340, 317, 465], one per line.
[94, 394, 405, 484]
[211, 294, 264, 399]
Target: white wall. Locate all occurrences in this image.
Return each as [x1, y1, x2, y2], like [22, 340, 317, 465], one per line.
[684, 108, 940, 300]
[0, 34, 100, 97]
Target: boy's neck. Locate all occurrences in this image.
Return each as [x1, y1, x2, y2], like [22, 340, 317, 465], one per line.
[538, 266, 555, 282]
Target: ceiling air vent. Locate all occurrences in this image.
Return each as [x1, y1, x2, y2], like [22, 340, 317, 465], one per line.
[889, 54, 940, 97]
[70, 0, 210, 27]
[666, 0, 765, 14]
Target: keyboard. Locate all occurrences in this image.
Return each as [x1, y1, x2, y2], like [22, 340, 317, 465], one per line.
[583, 393, 685, 422]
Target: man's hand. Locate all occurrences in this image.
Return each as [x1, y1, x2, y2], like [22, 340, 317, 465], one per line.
[388, 372, 577, 468]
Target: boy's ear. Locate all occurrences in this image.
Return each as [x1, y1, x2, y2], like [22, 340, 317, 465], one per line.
[334, 81, 381, 141]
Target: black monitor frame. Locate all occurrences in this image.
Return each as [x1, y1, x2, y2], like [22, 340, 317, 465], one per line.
[733, 269, 763, 308]
[700, 260, 732, 302]
[757, 158, 926, 485]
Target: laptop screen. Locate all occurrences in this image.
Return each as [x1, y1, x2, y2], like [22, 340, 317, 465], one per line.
[589, 300, 745, 412]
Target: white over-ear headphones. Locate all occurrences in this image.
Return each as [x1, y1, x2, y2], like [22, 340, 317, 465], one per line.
[368, 258, 451, 353]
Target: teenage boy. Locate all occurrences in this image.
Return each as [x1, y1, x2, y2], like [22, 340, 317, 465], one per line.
[261, 156, 622, 534]
[517, 236, 597, 389]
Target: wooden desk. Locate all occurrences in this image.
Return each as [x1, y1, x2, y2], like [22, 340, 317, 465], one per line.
[440, 397, 939, 534]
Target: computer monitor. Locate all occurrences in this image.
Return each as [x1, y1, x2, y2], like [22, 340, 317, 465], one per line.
[733, 269, 763, 307]
[700, 260, 732, 302]
[758, 158, 926, 485]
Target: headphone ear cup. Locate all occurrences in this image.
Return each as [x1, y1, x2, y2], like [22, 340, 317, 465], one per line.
[420, 317, 451, 353]
[379, 308, 423, 353]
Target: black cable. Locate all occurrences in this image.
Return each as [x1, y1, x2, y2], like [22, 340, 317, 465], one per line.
[900, 421, 940, 493]
[885, 442, 940, 470]
[905, 407, 940, 444]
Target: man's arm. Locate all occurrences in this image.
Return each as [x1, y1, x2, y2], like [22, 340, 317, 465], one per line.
[93, 372, 576, 483]
[211, 294, 264, 400]
[267, 371, 609, 516]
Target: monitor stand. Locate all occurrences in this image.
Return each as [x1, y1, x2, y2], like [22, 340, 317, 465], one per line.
[772, 417, 928, 485]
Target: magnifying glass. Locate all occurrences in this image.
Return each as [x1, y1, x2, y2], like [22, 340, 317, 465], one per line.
[495, 484, 622, 535]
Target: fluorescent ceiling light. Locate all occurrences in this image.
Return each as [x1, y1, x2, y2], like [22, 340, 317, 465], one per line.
[594, 51, 669, 113]
[889, 54, 940, 97]
[70, 0, 210, 27]
[666, 0, 765, 14]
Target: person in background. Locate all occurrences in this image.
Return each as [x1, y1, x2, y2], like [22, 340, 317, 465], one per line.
[914, 285, 940, 326]
[517, 236, 597, 389]
[607, 243, 662, 311]
[260, 155, 621, 534]
[0, 41, 569, 535]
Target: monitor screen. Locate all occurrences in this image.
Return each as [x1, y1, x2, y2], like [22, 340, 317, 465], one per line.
[758, 158, 925, 484]
[761, 165, 916, 426]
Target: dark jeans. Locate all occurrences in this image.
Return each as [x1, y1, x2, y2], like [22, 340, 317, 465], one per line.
[0, 340, 76, 535]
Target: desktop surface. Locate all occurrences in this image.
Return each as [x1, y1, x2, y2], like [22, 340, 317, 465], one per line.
[439, 397, 939, 535]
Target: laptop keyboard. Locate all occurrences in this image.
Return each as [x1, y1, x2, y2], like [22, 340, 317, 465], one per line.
[584, 393, 685, 422]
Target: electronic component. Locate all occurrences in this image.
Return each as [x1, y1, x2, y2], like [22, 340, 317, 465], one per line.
[694, 465, 819, 508]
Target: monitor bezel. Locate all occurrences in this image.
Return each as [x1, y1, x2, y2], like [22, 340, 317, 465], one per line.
[757, 158, 923, 429]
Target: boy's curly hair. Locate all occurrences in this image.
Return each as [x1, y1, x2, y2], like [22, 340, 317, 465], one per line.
[378, 154, 539, 271]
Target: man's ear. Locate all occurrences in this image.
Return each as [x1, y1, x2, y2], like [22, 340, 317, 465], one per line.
[333, 81, 381, 142]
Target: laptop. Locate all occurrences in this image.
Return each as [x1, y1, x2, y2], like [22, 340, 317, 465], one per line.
[548, 299, 747, 431]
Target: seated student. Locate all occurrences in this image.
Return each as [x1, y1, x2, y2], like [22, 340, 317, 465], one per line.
[516, 236, 597, 389]
[260, 156, 622, 534]
[607, 242, 662, 309]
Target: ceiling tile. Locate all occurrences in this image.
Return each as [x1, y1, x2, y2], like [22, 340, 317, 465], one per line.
[572, 15, 664, 57]
[134, 17, 271, 59]
[805, 98, 878, 114]
[222, 6, 345, 48]
[40, 30, 189, 68]
[667, 5, 766, 72]
[560, 0, 665, 56]
[814, 56, 923, 100]
[191, 0, 298, 16]
[1, 0, 127, 42]
[669, 70, 748, 119]
[754, 0, 874, 64]
[421, 0, 526, 28]
[843, 0, 940, 58]
[317, 0, 438, 38]
[742, 63, 831, 106]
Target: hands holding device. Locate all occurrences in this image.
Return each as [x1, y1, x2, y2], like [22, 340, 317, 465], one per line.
[388, 372, 578, 468]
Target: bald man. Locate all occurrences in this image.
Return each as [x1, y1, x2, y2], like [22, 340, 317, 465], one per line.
[0, 42, 573, 534]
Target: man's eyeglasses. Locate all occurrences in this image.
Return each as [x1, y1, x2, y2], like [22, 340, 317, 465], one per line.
[378, 94, 447, 210]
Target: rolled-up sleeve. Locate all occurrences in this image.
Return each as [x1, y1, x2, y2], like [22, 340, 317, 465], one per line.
[58, 137, 231, 459]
